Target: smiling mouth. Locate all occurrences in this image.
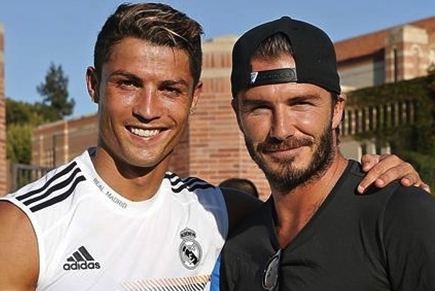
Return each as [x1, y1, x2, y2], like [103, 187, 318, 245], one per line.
[265, 147, 298, 153]
[128, 126, 161, 138]
[260, 138, 313, 154]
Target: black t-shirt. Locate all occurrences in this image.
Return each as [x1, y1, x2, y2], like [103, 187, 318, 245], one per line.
[220, 160, 435, 291]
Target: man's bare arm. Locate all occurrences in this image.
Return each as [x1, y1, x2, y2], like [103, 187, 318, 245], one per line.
[0, 201, 38, 291]
[358, 154, 430, 194]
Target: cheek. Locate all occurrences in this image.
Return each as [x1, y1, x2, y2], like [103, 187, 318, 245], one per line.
[172, 110, 189, 127]
[100, 88, 135, 112]
[295, 110, 330, 135]
[240, 115, 270, 142]
[160, 100, 192, 131]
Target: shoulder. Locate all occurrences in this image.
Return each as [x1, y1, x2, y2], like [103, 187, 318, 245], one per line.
[165, 172, 217, 195]
[380, 186, 435, 289]
[0, 201, 38, 288]
[220, 201, 275, 291]
[220, 187, 262, 233]
[0, 160, 90, 243]
[5, 159, 87, 213]
[165, 172, 224, 208]
[378, 184, 435, 253]
[383, 185, 435, 224]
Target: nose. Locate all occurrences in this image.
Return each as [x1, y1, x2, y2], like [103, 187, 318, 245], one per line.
[132, 86, 161, 121]
[270, 106, 295, 141]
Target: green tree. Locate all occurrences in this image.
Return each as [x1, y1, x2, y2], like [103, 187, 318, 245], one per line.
[37, 63, 75, 119]
[6, 63, 73, 164]
[6, 99, 45, 125]
[349, 73, 435, 190]
[6, 123, 33, 164]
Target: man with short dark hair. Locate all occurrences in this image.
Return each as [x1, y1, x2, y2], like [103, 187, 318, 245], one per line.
[220, 16, 435, 291]
[0, 3, 244, 290]
[0, 4, 428, 291]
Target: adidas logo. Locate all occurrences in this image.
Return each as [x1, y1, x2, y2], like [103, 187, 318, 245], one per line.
[63, 246, 101, 271]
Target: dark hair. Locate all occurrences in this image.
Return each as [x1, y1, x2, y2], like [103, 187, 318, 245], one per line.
[252, 32, 293, 60]
[219, 178, 259, 199]
[94, 3, 203, 85]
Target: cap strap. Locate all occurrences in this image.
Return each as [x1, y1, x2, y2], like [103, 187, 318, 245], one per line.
[249, 68, 297, 87]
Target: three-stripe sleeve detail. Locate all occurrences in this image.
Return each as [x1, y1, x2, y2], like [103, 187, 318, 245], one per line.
[15, 161, 86, 212]
[165, 173, 215, 193]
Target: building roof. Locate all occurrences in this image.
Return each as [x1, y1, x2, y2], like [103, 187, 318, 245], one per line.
[335, 15, 435, 62]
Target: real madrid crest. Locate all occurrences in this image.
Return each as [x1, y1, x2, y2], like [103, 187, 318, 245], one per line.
[179, 227, 202, 270]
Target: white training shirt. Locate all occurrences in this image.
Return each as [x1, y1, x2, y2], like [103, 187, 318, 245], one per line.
[1, 149, 228, 290]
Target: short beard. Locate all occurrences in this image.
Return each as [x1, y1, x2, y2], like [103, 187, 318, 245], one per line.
[245, 123, 335, 193]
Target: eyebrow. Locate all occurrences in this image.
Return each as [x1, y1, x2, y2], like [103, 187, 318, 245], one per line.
[109, 70, 190, 88]
[240, 93, 322, 106]
[288, 94, 322, 103]
[239, 98, 271, 107]
[160, 79, 190, 88]
[109, 70, 143, 84]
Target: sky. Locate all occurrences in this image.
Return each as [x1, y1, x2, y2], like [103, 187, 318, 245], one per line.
[0, 0, 434, 117]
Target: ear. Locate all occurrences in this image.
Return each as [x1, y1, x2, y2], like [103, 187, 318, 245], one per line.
[190, 81, 203, 115]
[332, 93, 346, 130]
[86, 67, 99, 104]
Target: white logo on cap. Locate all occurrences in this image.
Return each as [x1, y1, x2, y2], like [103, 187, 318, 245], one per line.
[250, 72, 258, 84]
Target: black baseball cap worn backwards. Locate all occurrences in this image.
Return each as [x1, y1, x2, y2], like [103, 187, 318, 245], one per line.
[231, 16, 341, 98]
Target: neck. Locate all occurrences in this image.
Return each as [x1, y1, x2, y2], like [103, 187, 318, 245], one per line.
[272, 154, 348, 248]
[91, 147, 171, 201]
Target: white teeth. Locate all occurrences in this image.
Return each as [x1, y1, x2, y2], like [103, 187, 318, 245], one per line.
[130, 127, 160, 138]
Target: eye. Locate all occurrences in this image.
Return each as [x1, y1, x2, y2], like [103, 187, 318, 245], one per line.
[252, 105, 270, 112]
[290, 98, 315, 109]
[118, 79, 138, 88]
[161, 86, 183, 97]
[242, 104, 271, 115]
[294, 101, 312, 106]
[164, 86, 181, 93]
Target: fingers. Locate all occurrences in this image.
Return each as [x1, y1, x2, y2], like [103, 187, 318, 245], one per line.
[420, 183, 431, 193]
[403, 179, 432, 193]
[360, 154, 381, 172]
[358, 154, 397, 193]
[358, 154, 431, 194]
[373, 163, 432, 194]
[358, 154, 411, 193]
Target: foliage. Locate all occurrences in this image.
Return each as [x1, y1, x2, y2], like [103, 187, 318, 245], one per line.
[36, 63, 75, 119]
[6, 123, 33, 164]
[348, 73, 435, 189]
[6, 99, 58, 125]
[6, 62, 74, 164]
[399, 150, 435, 190]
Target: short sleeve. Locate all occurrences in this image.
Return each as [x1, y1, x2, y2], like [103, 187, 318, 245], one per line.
[383, 186, 435, 290]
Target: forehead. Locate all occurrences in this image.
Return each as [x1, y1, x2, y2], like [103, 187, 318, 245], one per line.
[104, 37, 192, 79]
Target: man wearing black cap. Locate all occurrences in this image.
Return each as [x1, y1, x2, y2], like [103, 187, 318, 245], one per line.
[0, 4, 428, 289]
[220, 17, 435, 290]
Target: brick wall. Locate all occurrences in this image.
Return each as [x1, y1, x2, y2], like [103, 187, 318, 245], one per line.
[169, 126, 190, 177]
[29, 18, 435, 200]
[32, 115, 98, 168]
[384, 25, 431, 83]
[188, 36, 270, 198]
[0, 23, 6, 195]
[31, 36, 272, 199]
